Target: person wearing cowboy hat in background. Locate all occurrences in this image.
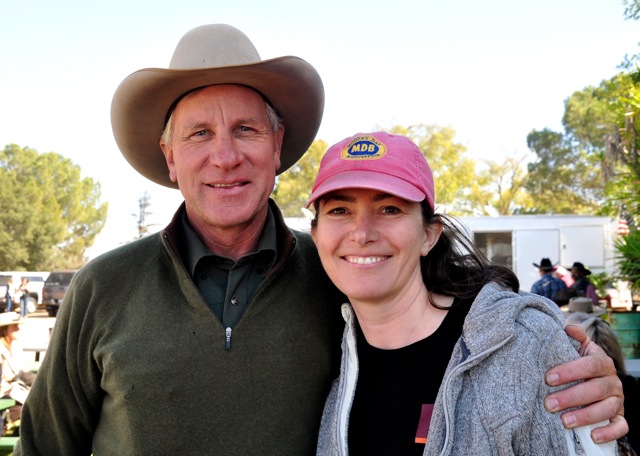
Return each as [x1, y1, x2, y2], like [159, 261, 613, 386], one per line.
[14, 24, 628, 455]
[568, 262, 600, 307]
[531, 257, 567, 305]
[0, 312, 35, 433]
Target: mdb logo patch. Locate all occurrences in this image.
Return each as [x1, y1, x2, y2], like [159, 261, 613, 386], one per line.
[341, 135, 387, 160]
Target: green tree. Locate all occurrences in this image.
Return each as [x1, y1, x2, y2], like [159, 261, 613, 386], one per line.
[272, 139, 328, 217]
[476, 154, 534, 215]
[0, 144, 108, 270]
[561, 72, 640, 222]
[524, 129, 604, 214]
[387, 124, 483, 215]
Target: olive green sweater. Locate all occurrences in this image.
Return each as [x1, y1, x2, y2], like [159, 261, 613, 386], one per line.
[16, 201, 344, 455]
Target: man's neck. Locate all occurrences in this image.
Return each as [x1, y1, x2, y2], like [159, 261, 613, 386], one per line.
[188, 211, 268, 261]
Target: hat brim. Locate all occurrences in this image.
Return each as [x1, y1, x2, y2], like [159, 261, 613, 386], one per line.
[560, 305, 606, 316]
[306, 170, 426, 208]
[111, 56, 324, 187]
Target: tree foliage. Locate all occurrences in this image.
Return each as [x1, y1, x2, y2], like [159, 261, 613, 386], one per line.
[272, 139, 328, 217]
[387, 124, 484, 215]
[476, 154, 533, 215]
[524, 128, 604, 214]
[0, 144, 108, 270]
[560, 71, 640, 222]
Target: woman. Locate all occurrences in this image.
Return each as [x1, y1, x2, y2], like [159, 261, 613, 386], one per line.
[309, 132, 614, 455]
[566, 312, 639, 453]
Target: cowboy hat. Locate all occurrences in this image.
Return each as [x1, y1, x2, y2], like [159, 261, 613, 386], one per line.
[560, 297, 605, 316]
[0, 312, 25, 328]
[569, 262, 592, 276]
[533, 258, 557, 271]
[111, 24, 325, 188]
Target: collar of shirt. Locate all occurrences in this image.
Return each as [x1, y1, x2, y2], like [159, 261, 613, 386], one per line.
[181, 208, 278, 276]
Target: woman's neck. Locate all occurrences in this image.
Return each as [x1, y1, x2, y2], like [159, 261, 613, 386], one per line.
[351, 286, 454, 350]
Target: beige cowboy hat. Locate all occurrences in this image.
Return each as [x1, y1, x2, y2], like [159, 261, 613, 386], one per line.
[111, 24, 325, 188]
[560, 297, 605, 317]
[0, 312, 25, 328]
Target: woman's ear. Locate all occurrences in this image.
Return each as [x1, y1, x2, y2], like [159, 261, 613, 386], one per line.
[421, 222, 442, 257]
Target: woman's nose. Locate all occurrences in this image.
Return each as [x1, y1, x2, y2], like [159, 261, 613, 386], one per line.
[350, 213, 378, 245]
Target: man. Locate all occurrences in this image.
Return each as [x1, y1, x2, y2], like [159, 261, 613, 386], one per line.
[531, 257, 567, 304]
[16, 24, 627, 455]
[569, 261, 600, 306]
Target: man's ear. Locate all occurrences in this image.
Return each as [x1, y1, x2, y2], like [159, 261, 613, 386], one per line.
[160, 140, 178, 183]
[273, 125, 285, 170]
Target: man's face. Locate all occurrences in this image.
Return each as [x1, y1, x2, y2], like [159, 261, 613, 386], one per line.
[571, 267, 580, 280]
[160, 84, 284, 236]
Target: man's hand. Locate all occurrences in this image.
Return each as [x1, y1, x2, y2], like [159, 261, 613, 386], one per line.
[544, 324, 628, 443]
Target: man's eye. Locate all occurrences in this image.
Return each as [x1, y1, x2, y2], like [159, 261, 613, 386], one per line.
[382, 206, 400, 214]
[328, 207, 347, 215]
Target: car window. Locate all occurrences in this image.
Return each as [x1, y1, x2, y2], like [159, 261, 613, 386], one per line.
[46, 272, 76, 286]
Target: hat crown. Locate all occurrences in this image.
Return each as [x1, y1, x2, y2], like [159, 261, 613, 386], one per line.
[307, 132, 435, 209]
[0, 312, 22, 327]
[568, 297, 595, 313]
[169, 24, 261, 70]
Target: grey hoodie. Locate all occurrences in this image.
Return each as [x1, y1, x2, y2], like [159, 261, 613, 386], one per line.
[317, 282, 616, 455]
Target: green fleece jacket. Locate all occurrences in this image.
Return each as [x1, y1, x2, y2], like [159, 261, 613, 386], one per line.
[16, 201, 345, 456]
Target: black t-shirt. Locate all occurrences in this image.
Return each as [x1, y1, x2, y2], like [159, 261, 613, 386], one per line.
[348, 298, 472, 455]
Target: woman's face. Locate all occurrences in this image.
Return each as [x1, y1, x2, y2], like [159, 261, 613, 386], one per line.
[5, 324, 20, 342]
[312, 188, 440, 306]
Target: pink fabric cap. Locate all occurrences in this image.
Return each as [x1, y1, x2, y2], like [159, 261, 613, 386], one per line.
[306, 131, 435, 209]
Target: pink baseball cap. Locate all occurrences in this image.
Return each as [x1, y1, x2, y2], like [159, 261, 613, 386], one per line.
[306, 131, 435, 209]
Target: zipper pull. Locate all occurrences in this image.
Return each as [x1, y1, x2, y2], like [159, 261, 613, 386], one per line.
[572, 429, 585, 455]
[225, 327, 232, 350]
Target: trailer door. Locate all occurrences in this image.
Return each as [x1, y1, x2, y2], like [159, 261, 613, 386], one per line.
[559, 225, 605, 269]
[515, 229, 560, 292]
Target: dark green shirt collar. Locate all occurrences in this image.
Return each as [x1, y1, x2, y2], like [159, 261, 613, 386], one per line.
[181, 207, 278, 274]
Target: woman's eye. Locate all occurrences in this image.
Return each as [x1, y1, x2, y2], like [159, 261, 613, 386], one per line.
[381, 206, 400, 214]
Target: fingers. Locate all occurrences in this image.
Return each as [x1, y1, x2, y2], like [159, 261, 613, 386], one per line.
[563, 324, 589, 352]
[588, 414, 629, 444]
[545, 366, 623, 410]
[545, 345, 615, 386]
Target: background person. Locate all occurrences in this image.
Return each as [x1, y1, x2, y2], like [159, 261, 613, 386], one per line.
[531, 257, 567, 305]
[566, 312, 640, 453]
[555, 265, 575, 288]
[310, 132, 616, 455]
[17, 278, 29, 318]
[15, 25, 628, 455]
[0, 312, 34, 433]
[568, 262, 599, 306]
[4, 277, 17, 313]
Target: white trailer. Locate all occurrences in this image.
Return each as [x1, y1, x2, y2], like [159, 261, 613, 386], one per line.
[458, 215, 618, 293]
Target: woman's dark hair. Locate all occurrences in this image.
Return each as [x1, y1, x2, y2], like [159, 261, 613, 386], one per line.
[420, 202, 518, 308]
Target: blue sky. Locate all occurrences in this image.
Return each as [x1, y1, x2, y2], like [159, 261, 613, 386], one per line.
[0, 0, 637, 258]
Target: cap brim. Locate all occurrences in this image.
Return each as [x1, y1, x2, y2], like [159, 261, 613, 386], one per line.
[111, 56, 324, 187]
[306, 170, 426, 208]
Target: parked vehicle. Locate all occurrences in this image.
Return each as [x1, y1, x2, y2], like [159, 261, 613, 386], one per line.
[43, 270, 78, 317]
[0, 271, 50, 313]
